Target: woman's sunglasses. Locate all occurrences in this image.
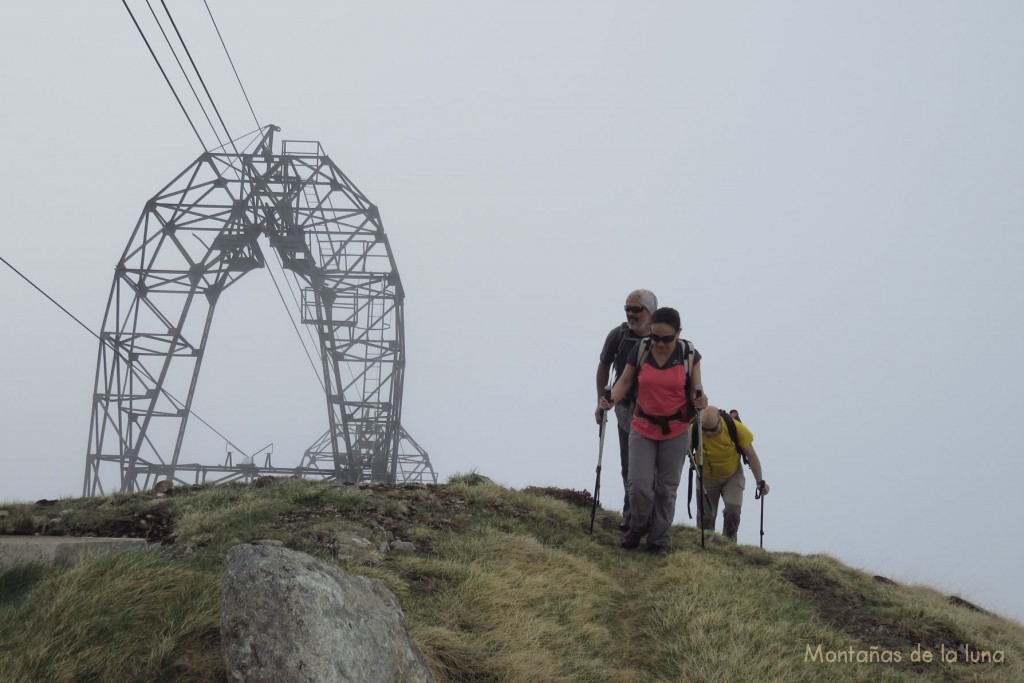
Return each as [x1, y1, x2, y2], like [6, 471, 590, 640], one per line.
[649, 333, 676, 344]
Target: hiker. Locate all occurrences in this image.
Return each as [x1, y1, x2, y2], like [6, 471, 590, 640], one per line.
[728, 409, 741, 422]
[696, 406, 769, 542]
[595, 289, 658, 531]
[600, 307, 707, 555]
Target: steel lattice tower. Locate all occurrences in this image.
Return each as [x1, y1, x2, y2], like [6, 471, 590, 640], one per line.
[84, 126, 435, 495]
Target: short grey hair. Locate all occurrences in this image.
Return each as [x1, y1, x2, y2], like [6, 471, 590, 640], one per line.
[627, 289, 658, 314]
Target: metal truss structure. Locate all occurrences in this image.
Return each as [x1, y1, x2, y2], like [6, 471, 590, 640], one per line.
[84, 125, 435, 495]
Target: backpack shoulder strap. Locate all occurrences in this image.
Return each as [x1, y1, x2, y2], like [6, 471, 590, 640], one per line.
[612, 322, 631, 355]
[679, 339, 695, 408]
[719, 409, 748, 466]
[680, 339, 694, 375]
[635, 337, 652, 368]
[630, 338, 652, 396]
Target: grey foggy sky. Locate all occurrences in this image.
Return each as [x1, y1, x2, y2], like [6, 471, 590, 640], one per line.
[1, 2, 1022, 624]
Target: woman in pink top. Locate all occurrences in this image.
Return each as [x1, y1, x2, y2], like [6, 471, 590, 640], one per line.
[600, 307, 707, 555]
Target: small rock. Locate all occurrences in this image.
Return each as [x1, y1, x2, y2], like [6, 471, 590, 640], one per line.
[391, 540, 416, 554]
[334, 536, 383, 565]
[152, 480, 174, 494]
[948, 595, 991, 614]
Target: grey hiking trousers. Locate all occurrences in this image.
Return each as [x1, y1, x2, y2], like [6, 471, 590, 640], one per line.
[627, 427, 690, 549]
[698, 466, 745, 541]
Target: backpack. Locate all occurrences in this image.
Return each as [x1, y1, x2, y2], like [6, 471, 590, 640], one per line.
[632, 336, 696, 414]
[718, 409, 748, 466]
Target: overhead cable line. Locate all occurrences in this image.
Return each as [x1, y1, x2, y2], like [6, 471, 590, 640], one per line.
[0, 254, 98, 344]
[284, 259, 328, 379]
[159, 0, 240, 155]
[264, 251, 328, 392]
[0, 252, 251, 457]
[121, 0, 208, 150]
[204, 0, 261, 130]
[143, 0, 226, 151]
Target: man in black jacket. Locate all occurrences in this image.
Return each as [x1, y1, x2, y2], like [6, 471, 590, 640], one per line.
[595, 289, 657, 531]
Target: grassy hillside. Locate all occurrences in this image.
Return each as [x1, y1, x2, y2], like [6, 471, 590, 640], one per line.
[1, 474, 1021, 682]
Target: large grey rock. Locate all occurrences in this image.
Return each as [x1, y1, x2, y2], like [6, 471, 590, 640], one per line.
[221, 543, 435, 683]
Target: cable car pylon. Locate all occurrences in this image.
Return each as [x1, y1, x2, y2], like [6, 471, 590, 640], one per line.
[84, 125, 435, 495]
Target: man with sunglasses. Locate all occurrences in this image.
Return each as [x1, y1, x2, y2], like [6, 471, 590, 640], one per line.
[596, 289, 658, 531]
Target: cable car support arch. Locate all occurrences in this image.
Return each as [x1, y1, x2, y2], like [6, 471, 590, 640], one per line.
[84, 125, 435, 495]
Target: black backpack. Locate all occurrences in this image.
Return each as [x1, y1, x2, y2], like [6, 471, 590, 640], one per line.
[717, 409, 748, 466]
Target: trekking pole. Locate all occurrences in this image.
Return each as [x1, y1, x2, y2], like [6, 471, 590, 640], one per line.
[755, 482, 765, 548]
[692, 389, 718, 549]
[589, 386, 612, 534]
[694, 385, 706, 548]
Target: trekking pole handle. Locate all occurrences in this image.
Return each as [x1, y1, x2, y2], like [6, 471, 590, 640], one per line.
[755, 480, 767, 500]
[693, 383, 703, 397]
[598, 389, 612, 434]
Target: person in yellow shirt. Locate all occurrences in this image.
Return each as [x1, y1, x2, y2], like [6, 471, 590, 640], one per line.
[696, 405, 769, 542]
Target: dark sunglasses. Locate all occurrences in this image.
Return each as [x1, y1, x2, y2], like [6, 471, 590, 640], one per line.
[649, 333, 676, 344]
[624, 306, 647, 314]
